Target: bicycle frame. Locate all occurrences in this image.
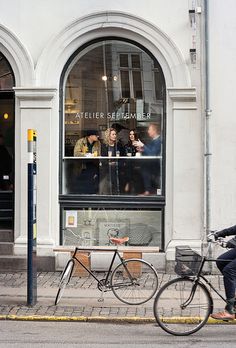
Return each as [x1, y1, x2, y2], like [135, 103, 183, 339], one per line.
[181, 254, 230, 309]
[71, 247, 133, 289]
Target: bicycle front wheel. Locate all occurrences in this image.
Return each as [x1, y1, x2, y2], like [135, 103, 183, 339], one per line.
[153, 277, 212, 336]
[55, 259, 75, 305]
[111, 259, 158, 305]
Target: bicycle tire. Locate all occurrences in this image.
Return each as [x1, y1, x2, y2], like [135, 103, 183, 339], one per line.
[55, 259, 75, 305]
[111, 258, 158, 305]
[153, 277, 212, 336]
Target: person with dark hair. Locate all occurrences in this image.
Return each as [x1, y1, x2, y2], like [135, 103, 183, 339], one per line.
[0, 134, 12, 190]
[124, 129, 139, 157]
[123, 129, 142, 194]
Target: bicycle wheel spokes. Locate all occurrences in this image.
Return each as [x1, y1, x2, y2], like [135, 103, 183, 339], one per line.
[111, 259, 158, 305]
[153, 278, 211, 336]
[55, 259, 74, 305]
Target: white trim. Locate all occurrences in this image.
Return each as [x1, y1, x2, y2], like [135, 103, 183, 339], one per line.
[36, 11, 191, 88]
[0, 24, 34, 86]
[167, 87, 197, 102]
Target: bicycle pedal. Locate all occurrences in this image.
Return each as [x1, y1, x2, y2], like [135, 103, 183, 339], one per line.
[98, 298, 104, 302]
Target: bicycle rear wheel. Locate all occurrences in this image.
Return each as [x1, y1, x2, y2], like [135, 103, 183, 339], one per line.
[153, 277, 212, 336]
[111, 259, 158, 305]
[55, 259, 75, 305]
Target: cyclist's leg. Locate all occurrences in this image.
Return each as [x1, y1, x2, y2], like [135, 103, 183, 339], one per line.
[216, 248, 235, 273]
[222, 253, 236, 313]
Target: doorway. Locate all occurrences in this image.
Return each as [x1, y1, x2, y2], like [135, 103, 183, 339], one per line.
[0, 53, 15, 231]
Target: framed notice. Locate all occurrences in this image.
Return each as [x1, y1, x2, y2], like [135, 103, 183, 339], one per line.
[65, 210, 78, 228]
[96, 219, 130, 245]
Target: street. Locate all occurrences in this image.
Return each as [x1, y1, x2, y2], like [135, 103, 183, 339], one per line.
[0, 321, 235, 348]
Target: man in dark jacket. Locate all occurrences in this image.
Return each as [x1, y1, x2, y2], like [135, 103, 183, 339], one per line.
[211, 225, 236, 320]
[134, 123, 162, 195]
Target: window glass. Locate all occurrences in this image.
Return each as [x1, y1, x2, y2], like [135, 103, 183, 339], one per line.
[120, 54, 129, 68]
[120, 70, 130, 98]
[0, 54, 14, 90]
[62, 208, 162, 247]
[131, 54, 141, 68]
[63, 40, 165, 197]
[132, 71, 143, 98]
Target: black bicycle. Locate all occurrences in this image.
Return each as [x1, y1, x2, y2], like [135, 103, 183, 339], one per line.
[153, 232, 232, 336]
[55, 238, 158, 306]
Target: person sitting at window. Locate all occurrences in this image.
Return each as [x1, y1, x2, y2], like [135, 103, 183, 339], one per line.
[134, 123, 161, 156]
[123, 129, 142, 194]
[133, 123, 162, 195]
[73, 130, 101, 194]
[124, 129, 139, 157]
[100, 128, 124, 195]
[74, 130, 101, 157]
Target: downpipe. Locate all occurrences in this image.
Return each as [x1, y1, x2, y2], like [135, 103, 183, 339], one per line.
[204, 0, 213, 271]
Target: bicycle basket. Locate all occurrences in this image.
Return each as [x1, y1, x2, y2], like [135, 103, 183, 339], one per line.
[175, 246, 203, 276]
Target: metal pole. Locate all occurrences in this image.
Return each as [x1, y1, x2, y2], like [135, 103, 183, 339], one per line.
[27, 129, 37, 306]
[204, 0, 213, 263]
[204, 0, 211, 232]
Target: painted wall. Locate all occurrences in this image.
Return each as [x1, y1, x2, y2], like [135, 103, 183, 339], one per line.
[209, 0, 236, 230]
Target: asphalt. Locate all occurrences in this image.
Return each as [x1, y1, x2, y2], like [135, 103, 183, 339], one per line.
[0, 271, 235, 324]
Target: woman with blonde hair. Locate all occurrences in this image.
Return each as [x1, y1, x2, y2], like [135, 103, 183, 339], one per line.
[100, 128, 124, 194]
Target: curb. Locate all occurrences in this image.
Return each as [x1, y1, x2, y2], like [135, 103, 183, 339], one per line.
[0, 315, 236, 324]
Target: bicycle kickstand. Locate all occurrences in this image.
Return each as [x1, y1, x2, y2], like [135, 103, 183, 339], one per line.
[98, 288, 104, 303]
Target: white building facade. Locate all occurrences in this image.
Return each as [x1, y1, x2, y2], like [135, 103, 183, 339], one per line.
[0, 0, 235, 270]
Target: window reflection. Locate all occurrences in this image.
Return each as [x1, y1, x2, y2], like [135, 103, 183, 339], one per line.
[62, 208, 162, 247]
[63, 40, 165, 196]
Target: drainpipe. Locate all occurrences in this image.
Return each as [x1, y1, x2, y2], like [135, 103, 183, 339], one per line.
[204, 0, 213, 262]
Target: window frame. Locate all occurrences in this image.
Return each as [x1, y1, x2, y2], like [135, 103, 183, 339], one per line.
[59, 37, 166, 250]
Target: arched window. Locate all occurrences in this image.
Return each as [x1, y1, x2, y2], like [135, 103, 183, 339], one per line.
[60, 39, 166, 249]
[0, 53, 14, 90]
[62, 39, 165, 196]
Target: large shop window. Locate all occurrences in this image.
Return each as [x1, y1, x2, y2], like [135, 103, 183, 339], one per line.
[62, 208, 163, 247]
[62, 40, 165, 197]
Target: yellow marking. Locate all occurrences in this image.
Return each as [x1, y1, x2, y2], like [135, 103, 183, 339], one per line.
[28, 129, 37, 141]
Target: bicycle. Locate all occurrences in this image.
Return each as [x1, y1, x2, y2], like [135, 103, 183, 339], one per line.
[153, 232, 234, 336]
[55, 236, 158, 306]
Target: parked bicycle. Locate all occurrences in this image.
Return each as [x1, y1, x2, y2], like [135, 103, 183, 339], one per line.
[55, 236, 158, 306]
[153, 232, 233, 336]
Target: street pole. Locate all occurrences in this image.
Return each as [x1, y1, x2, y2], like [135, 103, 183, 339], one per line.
[27, 129, 37, 306]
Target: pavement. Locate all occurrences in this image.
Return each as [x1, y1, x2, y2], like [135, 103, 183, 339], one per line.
[0, 271, 235, 324]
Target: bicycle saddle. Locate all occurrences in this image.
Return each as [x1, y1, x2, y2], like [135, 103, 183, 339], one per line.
[109, 236, 129, 245]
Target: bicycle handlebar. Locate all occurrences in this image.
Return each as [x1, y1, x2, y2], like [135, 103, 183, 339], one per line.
[207, 232, 227, 248]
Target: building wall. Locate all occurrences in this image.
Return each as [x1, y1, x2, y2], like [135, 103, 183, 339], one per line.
[209, 0, 236, 230]
[0, 0, 207, 264]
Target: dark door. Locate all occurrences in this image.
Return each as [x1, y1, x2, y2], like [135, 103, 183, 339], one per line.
[0, 91, 14, 230]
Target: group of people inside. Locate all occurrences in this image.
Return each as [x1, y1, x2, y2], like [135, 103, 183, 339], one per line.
[73, 123, 162, 195]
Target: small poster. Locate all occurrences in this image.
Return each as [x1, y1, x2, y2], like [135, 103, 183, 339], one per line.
[65, 211, 77, 228]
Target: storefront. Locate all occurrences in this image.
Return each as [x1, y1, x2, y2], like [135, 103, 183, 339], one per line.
[0, 7, 207, 271]
[60, 38, 166, 251]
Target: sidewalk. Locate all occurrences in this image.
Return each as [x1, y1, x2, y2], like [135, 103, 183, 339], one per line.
[0, 272, 235, 324]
